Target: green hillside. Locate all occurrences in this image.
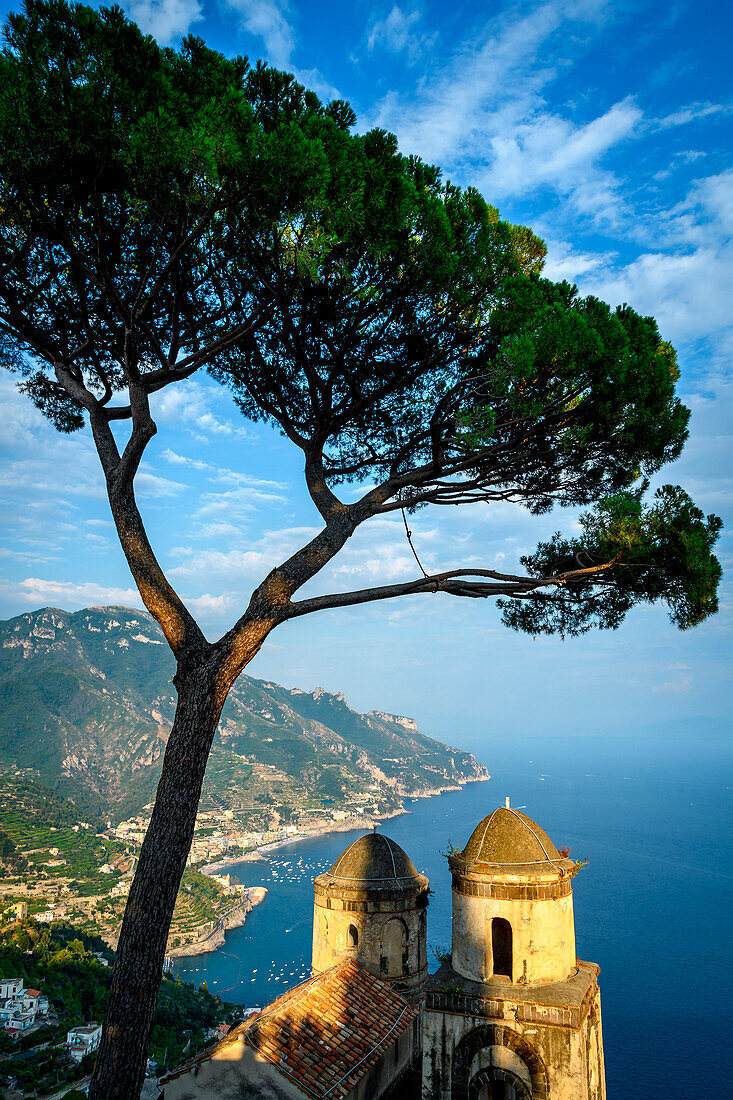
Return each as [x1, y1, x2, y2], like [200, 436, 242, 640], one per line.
[0, 607, 488, 822]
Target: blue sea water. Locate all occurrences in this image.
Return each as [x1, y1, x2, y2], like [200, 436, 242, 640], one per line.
[173, 729, 733, 1096]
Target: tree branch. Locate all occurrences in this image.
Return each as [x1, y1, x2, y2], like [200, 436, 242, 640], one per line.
[304, 447, 346, 522]
[284, 558, 625, 619]
[72, 378, 205, 659]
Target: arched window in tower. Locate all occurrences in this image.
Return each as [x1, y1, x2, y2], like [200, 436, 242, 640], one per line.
[471, 1066, 530, 1099]
[381, 918, 409, 977]
[492, 917, 513, 979]
[346, 924, 358, 948]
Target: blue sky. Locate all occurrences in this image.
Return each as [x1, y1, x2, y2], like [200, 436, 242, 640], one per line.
[1, 0, 731, 751]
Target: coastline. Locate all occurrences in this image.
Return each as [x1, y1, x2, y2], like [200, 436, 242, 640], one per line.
[168, 887, 267, 958]
[215, 772, 491, 866]
[183, 771, 490, 953]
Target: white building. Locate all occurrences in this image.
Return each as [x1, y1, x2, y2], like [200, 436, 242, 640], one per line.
[6, 1010, 34, 1032]
[0, 982, 45, 1035]
[66, 1022, 102, 1062]
[0, 978, 22, 1000]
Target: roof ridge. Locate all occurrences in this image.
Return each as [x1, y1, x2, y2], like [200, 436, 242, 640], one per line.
[473, 807, 499, 857]
[330, 835, 363, 877]
[242, 961, 416, 1100]
[327, 831, 420, 883]
[505, 806, 555, 861]
[382, 835, 398, 878]
[463, 805, 563, 866]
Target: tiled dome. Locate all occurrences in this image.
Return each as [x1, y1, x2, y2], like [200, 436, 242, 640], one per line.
[462, 806, 563, 867]
[328, 832, 420, 885]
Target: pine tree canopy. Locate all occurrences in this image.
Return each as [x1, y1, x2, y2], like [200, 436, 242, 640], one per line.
[0, 4, 724, 1096]
[0, 0, 722, 642]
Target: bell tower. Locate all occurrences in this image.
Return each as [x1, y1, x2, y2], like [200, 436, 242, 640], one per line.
[312, 830, 430, 995]
[423, 800, 606, 1099]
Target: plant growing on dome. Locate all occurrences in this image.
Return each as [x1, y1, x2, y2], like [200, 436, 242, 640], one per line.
[439, 841, 462, 859]
[0, 3, 722, 1095]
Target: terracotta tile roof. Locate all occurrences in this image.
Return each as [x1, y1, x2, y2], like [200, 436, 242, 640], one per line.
[160, 962, 416, 1098]
[243, 961, 416, 1099]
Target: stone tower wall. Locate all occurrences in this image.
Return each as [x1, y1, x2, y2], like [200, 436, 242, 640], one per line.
[422, 975, 606, 1100]
[311, 889, 428, 992]
[451, 885, 577, 985]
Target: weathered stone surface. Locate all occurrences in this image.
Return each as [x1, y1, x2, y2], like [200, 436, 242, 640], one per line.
[312, 832, 429, 994]
[462, 806, 562, 867]
[422, 803, 606, 1100]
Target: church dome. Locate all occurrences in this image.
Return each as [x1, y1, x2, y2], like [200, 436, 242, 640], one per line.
[461, 806, 565, 869]
[327, 832, 420, 887]
[312, 831, 429, 991]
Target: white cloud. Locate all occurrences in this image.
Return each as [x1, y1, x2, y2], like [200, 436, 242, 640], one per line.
[0, 548, 59, 565]
[168, 525, 320, 581]
[164, 504, 557, 615]
[675, 150, 706, 164]
[162, 449, 212, 472]
[363, 0, 637, 225]
[221, 0, 295, 67]
[479, 98, 641, 222]
[162, 448, 286, 490]
[0, 376, 106, 500]
[588, 246, 733, 348]
[195, 484, 288, 519]
[216, 0, 337, 100]
[366, 0, 561, 162]
[186, 592, 234, 618]
[367, 5, 431, 62]
[125, 0, 202, 43]
[152, 381, 251, 441]
[542, 239, 616, 283]
[193, 521, 246, 540]
[5, 577, 143, 610]
[691, 169, 733, 236]
[655, 102, 729, 130]
[542, 170, 733, 352]
[135, 468, 188, 498]
[652, 671, 693, 695]
[291, 66, 340, 102]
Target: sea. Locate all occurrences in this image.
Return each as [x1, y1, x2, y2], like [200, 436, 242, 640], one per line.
[173, 726, 733, 1096]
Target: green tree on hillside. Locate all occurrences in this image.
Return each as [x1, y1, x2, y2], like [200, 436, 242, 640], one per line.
[0, 2, 721, 1096]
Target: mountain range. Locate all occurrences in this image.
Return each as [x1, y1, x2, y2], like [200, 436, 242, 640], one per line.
[0, 606, 488, 821]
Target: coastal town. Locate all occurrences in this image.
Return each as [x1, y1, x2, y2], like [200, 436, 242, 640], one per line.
[0, 743, 488, 960]
[0, 618, 489, 1096]
[0, 774, 490, 1097]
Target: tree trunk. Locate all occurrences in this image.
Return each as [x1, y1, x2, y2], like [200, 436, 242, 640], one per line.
[88, 654, 228, 1100]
